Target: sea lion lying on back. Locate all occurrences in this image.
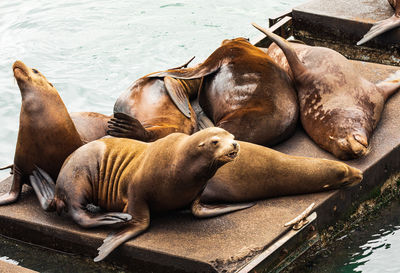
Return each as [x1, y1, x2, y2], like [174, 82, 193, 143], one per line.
[147, 38, 298, 146]
[253, 23, 400, 160]
[29, 127, 254, 261]
[201, 141, 363, 203]
[108, 57, 200, 141]
[357, 0, 400, 45]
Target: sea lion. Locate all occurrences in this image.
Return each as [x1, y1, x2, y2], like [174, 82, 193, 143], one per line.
[252, 23, 400, 160]
[201, 141, 363, 203]
[108, 57, 200, 141]
[0, 61, 84, 205]
[29, 127, 254, 261]
[70, 112, 111, 143]
[147, 38, 298, 146]
[357, 0, 400, 45]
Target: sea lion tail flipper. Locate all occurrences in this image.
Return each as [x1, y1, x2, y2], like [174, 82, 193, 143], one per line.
[191, 99, 214, 129]
[191, 197, 256, 218]
[107, 113, 151, 141]
[169, 56, 195, 70]
[29, 167, 56, 211]
[94, 222, 149, 262]
[357, 15, 400, 46]
[251, 23, 308, 82]
[376, 75, 400, 101]
[164, 77, 192, 118]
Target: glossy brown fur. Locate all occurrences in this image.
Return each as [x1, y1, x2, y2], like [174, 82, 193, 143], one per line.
[113, 76, 200, 141]
[201, 141, 363, 203]
[70, 112, 111, 143]
[43, 127, 246, 261]
[0, 61, 83, 205]
[266, 40, 399, 159]
[150, 38, 299, 146]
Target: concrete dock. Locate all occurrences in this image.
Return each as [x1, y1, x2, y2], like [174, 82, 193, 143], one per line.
[0, 60, 399, 272]
[291, 0, 400, 65]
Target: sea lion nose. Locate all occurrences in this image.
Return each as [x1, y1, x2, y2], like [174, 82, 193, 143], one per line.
[232, 141, 238, 149]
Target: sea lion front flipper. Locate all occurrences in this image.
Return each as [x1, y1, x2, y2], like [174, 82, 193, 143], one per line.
[107, 113, 151, 141]
[94, 199, 150, 262]
[357, 15, 400, 46]
[191, 99, 214, 129]
[0, 168, 22, 205]
[191, 195, 256, 218]
[164, 76, 192, 118]
[29, 167, 55, 211]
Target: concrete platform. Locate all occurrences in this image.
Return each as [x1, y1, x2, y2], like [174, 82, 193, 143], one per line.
[0, 60, 399, 272]
[0, 260, 37, 273]
[291, 0, 400, 65]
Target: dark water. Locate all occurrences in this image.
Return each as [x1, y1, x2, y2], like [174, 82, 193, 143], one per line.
[296, 200, 400, 273]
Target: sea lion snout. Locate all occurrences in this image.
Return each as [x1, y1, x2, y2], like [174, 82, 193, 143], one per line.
[340, 165, 363, 188]
[13, 60, 30, 80]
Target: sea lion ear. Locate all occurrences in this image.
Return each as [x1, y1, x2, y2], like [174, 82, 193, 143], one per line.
[164, 76, 192, 119]
[198, 142, 205, 147]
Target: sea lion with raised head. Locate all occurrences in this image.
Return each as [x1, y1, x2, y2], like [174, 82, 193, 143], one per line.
[145, 38, 298, 146]
[201, 141, 363, 203]
[29, 127, 254, 261]
[252, 23, 400, 160]
[0, 61, 84, 205]
[108, 57, 200, 141]
[357, 0, 400, 45]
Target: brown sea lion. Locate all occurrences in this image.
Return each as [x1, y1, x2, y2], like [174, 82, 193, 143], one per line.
[253, 23, 400, 160]
[108, 58, 200, 141]
[70, 112, 111, 143]
[201, 141, 363, 203]
[147, 38, 298, 146]
[29, 127, 254, 261]
[0, 61, 84, 205]
[357, 0, 400, 45]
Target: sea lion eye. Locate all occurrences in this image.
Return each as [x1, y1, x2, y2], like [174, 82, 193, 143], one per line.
[32, 69, 39, 74]
[212, 140, 219, 145]
[48, 82, 54, 87]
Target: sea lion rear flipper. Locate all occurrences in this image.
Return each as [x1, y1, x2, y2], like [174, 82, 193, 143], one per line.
[191, 195, 256, 218]
[107, 113, 151, 141]
[164, 76, 192, 118]
[376, 75, 400, 101]
[148, 54, 223, 80]
[29, 167, 56, 211]
[357, 15, 400, 46]
[169, 56, 195, 70]
[191, 99, 214, 129]
[252, 23, 308, 82]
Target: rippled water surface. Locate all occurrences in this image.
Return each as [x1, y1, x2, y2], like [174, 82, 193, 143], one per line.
[298, 200, 400, 273]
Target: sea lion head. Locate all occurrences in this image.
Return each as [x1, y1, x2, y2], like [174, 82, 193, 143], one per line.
[193, 127, 239, 167]
[13, 60, 56, 97]
[323, 163, 363, 190]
